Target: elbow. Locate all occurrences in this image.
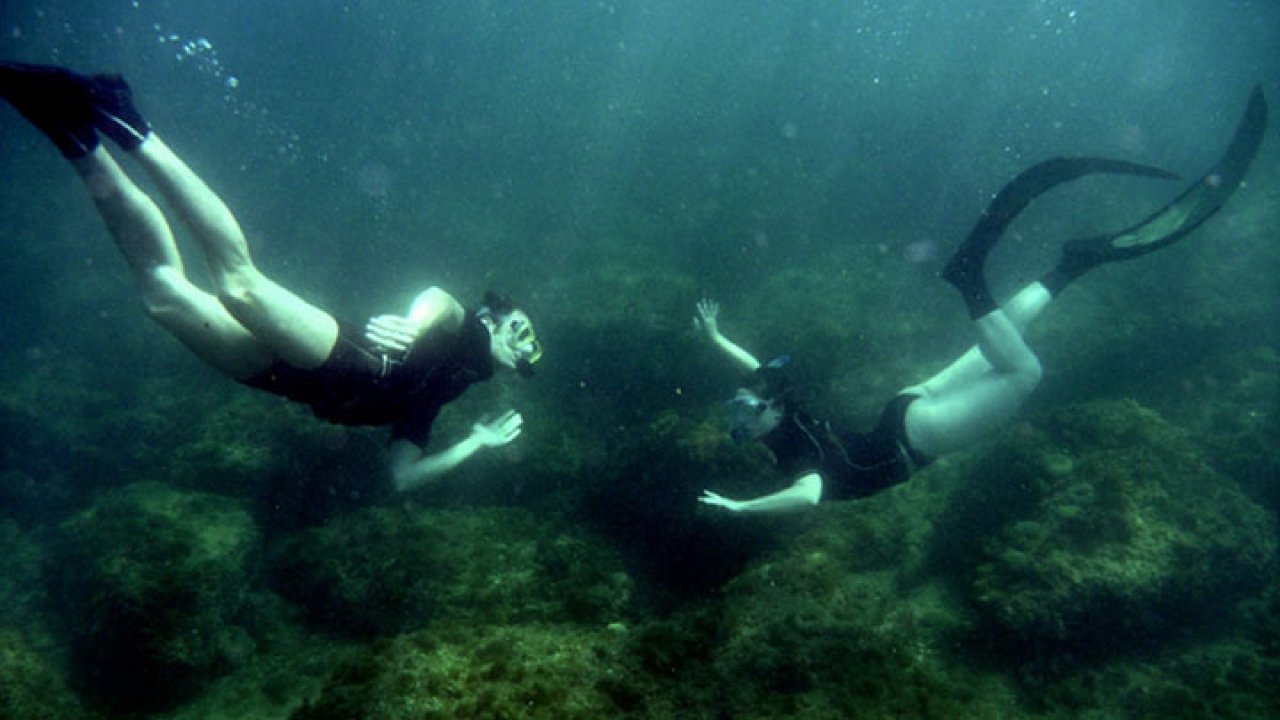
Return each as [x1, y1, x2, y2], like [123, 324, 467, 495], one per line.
[420, 286, 449, 304]
[796, 473, 823, 505]
[410, 287, 463, 327]
[386, 442, 424, 493]
[389, 465, 416, 493]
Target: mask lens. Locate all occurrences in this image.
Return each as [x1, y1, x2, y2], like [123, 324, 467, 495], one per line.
[726, 391, 769, 443]
[506, 317, 541, 364]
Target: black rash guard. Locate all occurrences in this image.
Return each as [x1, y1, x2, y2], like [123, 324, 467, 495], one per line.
[242, 311, 494, 448]
[760, 394, 931, 500]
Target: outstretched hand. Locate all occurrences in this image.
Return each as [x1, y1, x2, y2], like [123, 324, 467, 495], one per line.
[471, 409, 524, 448]
[698, 489, 744, 512]
[366, 314, 419, 354]
[693, 298, 721, 339]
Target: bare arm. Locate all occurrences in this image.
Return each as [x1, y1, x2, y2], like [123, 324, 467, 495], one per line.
[366, 286, 465, 354]
[698, 473, 823, 514]
[387, 410, 523, 492]
[694, 299, 762, 372]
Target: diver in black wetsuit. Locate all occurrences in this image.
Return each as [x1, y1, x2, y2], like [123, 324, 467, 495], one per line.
[696, 86, 1268, 513]
[0, 63, 543, 493]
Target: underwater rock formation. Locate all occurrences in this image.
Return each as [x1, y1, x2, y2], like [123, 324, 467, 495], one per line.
[960, 399, 1277, 659]
[292, 624, 653, 719]
[0, 629, 89, 720]
[268, 505, 634, 637]
[695, 495, 1016, 718]
[0, 520, 44, 631]
[45, 483, 262, 713]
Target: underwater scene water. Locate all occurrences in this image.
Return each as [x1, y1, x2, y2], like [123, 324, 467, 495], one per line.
[1, 1, 1277, 717]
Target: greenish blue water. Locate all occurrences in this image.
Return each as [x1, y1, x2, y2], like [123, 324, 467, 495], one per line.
[0, 1, 1276, 717]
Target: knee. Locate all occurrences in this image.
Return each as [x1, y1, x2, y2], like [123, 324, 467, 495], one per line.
[137, 266, 190, 319]
[213, 267, 265, 314]
[1012, 355, 1044, 395]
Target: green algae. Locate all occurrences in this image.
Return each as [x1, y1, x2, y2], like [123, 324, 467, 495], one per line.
[45, 483, 263, 713]
[294, 624, 656, 719]
[269, 505, 634, 637]
[966, 400, 1277, 657]
[0, 629, 90, 720]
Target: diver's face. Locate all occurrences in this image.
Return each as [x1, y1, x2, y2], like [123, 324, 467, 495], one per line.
[488, 309, 542, 371]
[726, 388, 783, 443]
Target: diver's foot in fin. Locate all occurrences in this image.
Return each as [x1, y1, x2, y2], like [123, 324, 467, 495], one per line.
[940, 253, 997, 319]
[0, 63, 150, 155]
[87, 73, 149, 150]
[942, 156, 1179, 319]
[1046, 85, 1269, 294]
[0, 62, 99, 158]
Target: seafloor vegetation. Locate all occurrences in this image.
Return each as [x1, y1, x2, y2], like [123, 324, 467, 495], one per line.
[0, 167, 1277, 720]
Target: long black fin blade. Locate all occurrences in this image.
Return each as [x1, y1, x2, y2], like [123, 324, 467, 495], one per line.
[943, 156, 1179, 295]
[1065, 85, 1269, 261]
[967, 157, 1179, 251]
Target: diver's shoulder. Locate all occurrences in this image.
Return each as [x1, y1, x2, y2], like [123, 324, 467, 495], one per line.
[413, 286, 466, 334]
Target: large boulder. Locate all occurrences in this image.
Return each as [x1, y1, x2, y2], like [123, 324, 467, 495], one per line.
[292, 624, 652, 719]
[0, 629, 89, 720]
[961, 400, 1276, 658]
[45, 483, 261, 713]
[268, 505, 633, 637]
[693, 495, 1012, 718]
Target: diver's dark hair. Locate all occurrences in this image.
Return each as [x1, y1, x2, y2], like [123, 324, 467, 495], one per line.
[479, 290, 538, 330]
[478, 290, 538, 380]
[743, 357, 795, 411]
[479, 290, 518, 317]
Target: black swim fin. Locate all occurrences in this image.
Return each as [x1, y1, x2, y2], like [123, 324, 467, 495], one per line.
[0, 62, 150, 156]
[0, 61, 99, 157]
[86, 72, 150, 150]
[1048, 85, 1269, 290]
[943, 156, 1179, 318]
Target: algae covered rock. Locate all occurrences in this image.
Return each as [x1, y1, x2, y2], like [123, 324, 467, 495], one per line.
[0, 520, 45, 630]
[966, 399, 1276, 654]
[165, 391, 389, 528]
[0, 628, 90, 720]
[45, 482, 262, 713]
[702, 499, 1014, 718]
[293, 624, 650, 719]
[269, 506, 633, 637]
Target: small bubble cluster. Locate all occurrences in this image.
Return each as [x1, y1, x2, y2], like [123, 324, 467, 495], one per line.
[145, 19, 299, 162]
[154, 24, 239, 90]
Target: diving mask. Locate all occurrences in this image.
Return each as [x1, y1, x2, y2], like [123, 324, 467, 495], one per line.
[496, 310, 542, 378]
[725, 388, 780, 443]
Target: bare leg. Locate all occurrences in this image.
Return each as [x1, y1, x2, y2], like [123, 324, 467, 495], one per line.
[5, 65, 339, 371]
[902, 282, 1052, 398]
[130, 135, 339, 368]
[900, 284, 1049, 458]
[902, 89, 1269, 461]
[72, 146, 274, 378]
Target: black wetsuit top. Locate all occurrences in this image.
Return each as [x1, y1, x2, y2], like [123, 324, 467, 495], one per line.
[760, 394, 932, 500]
[243, 312, 494, 448]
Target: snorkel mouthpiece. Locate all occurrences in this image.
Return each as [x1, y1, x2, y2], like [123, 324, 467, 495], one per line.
[516, 358, 535, 379]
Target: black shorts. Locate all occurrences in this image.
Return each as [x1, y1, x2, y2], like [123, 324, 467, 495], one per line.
[824, 393, 931, 500]
[875, 392, 932, 471]
[241, 321, 398, 426]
